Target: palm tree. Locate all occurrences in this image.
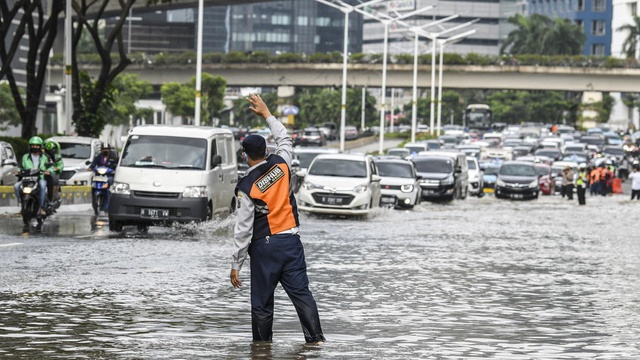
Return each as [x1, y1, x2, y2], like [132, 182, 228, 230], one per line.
[617, 16, 640, 58]
[543, 18, 585, 55]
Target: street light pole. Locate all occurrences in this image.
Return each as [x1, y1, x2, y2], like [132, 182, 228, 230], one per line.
[436, 29, 477, 135]
[64, 0, 72, 133]
[194, 0, 204, 126]
[315, 0, 389, 152]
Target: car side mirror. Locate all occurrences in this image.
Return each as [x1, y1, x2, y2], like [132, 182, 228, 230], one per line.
[296, 169, 307, 178]
[455, 168, 462, 174]
[211, 154, 222, 168]
[371, 174, 381, 182]
[2, 159, 17, 167]
[85, 160, 91, 165]
[416, 174, 423, 180]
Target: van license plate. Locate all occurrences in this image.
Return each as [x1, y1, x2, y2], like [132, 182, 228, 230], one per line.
[141, 208, 169, 219]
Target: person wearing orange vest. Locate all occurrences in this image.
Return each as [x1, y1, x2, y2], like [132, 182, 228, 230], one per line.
[589, 166, 600, 196]
[230, 94, 325, 345]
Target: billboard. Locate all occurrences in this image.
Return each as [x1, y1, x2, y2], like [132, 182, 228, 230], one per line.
[387, 0, 416, 12]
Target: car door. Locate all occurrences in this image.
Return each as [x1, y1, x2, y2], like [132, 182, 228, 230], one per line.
[217, 134, 237, 213]
[208, 137, 221, 212]
[369, 158, 381, 206]
[1, 144, 18, 185]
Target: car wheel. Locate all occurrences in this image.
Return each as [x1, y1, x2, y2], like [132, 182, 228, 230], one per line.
[109, 218, 123, 232]
[137, 224, 149, 233]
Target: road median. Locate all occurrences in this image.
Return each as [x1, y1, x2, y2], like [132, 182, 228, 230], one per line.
[0, 185, 92, 207]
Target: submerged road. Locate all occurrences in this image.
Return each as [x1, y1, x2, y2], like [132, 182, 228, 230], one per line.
[1, 192, 640, 359]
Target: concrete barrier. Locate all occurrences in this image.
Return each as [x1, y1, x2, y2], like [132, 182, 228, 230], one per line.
[0, 185, 92, 207]
[327, 136, 378, 150]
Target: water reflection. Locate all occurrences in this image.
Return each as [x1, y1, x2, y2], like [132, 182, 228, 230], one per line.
[1, 195, 640, 358]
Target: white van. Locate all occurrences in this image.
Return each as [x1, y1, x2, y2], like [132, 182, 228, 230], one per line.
[108, 126, 237, 232]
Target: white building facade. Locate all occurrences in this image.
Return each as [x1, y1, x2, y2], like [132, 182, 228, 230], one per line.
[611, 0, 640, 130]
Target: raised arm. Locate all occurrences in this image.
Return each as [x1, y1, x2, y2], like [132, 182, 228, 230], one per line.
[247, 93, 293, 167]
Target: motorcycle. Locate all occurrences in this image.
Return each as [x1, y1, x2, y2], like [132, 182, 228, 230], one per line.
[91, 166, 114, 216]
[17, 169, 48, 231]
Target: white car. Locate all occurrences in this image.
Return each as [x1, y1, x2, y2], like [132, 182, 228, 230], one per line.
[374, 158, 421, 209]
[467, 156, 484, 197]
[297, 153, 381, 216]
[47, 136, 102, 186]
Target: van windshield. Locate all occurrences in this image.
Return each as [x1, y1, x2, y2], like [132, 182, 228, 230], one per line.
[120, 135, 208, 170]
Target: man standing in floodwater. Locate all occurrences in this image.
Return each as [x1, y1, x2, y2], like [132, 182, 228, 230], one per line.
[230, 93, 325, 345]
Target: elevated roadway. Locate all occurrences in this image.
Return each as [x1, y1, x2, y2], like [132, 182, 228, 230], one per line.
[50, 63, 640, 92]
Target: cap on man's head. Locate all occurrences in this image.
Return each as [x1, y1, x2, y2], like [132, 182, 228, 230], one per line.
[242, 134, 267, 156]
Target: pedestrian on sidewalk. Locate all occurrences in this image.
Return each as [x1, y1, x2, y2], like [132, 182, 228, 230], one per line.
[230, 93, 325, 345]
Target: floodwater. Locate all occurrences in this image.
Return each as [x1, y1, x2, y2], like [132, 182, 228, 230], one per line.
[1, 194, 640, 359]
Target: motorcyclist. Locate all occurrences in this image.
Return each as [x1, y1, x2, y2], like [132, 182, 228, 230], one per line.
[43, 139, 63, 205]
[13, 136, 50, 215]
[89, 144, 118, 207]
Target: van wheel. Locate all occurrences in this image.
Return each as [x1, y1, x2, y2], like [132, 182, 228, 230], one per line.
[109, 219, 123, 232]
[206, 203, 213, 221]
[137, 224, 149, 233]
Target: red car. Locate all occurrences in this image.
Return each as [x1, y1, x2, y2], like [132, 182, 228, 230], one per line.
[534, 164, 555, 195]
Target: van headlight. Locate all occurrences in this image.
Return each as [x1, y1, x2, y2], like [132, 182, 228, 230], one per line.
[528, 180, 538, 188]
[401, 184, 414, 193]
[111, 182, 130, 195]
[496, 179, 506, 187]
[353, 185, 368, 193]
[441, 176, 454, 185]
[183, 186, 207, 198]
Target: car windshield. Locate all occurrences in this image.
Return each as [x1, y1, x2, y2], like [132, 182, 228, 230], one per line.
[375, 162, 413, 178]
[58, 142, 92, 159]
[483, 166, 500, 175]
[405, 146, 425, 154]
[604, 148, 625, 156]
[387, 149, 409, 157]
[414, 158, 453, 173]
[565, 147, 585, 152]
[499, 164, 536, 176]
[536, 150, 559, 158]
[581, 137, 605, 146]
[426, 142, 440, 149]
[120, 135, 207, 170]
[534, 165, 551, 176]
[467, 159, 477, 170]
[309, 159, 367, 178]
[296, 152, 325, 169]
[440, 137, 457, 144]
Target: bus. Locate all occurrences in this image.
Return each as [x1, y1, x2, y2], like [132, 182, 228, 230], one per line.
[464, 104, 492, 132]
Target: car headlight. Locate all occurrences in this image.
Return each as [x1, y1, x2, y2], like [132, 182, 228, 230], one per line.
[111, 182, 130, 195]
[529, 180, 538, 188]
[401, 184, 414, 193]
[183, 186, 207, 198]
[441, 176, 454, 185]
[496, 179, 506, 187]
[302, 181, 323, 190]
[353, 185, 368, 193]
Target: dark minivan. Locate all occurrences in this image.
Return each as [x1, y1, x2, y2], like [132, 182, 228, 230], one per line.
[494, 161, 539, 200]
[413, 151, 468, 201]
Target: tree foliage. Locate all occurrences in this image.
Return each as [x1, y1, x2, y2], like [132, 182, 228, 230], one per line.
[105, 74, 153, 126]
[0, 83, 20, 131]
[161, 73, 226, 125]
[0, 0, 64, 138]
[501, 14, 585, 55]
[617, 16, 640, 59]
[487, 90, 579, 124]
[297, 88, 377, 129]
[231, 92, 279, 129]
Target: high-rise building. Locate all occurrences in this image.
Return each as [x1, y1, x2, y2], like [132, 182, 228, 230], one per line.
[528, 0, 612, 56]
[362, 0, 526, 56]
[610, 0, 639, 129]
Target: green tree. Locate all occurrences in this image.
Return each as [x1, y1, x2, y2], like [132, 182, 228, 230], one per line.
[0, 82, 20, 131]
[188, 73, 227, 125]
[161, 82, 196, 123]
[231, 92, 278, 129]
[487, 91, 530, 124]
[501, 14, 584, 55]
[105, 74, 153, 126]
[0, 0, 64, 138]
[617, 16, 640, 58]
[296, 88, 377, 129]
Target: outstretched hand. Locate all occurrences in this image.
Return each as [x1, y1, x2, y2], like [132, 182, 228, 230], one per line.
[246, 93, 272, 120]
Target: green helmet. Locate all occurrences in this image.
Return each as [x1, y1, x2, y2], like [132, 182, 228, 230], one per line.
[29, 136, 44, 146]
[44, 139, 59, 151]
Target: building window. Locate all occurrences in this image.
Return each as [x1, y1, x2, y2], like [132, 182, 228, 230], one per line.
[631, 2, 638, 15]
[577, 0, 585, 11]
[297, 16, 308, 26]
[593, 0, 606, 12]
[591, 44, 605, 56]
[272, 14, 290, 25]
[317, 17, 330, 26]
[592, 20, 606, 36]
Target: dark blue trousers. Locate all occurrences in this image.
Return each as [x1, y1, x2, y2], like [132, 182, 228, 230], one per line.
[248, 233, 325, 343]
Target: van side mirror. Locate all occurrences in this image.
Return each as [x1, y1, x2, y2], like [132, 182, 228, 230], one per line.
[416, 174, 423, 180]
[455, 167, 462, 174]
[2, 159, 17, 166]
[85, 160, 91, 165]
[291, 159, 300, 168]
[211, 154, 222, 168]
[371, 174, 381, 182]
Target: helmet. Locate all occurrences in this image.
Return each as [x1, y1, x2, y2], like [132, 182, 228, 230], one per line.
[101, 143, 111, 151]
[28, 136, 43, 146]
[605, 159, 613, 165]
[579, 163, 587, 169]
[44, 139, 58, 152]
